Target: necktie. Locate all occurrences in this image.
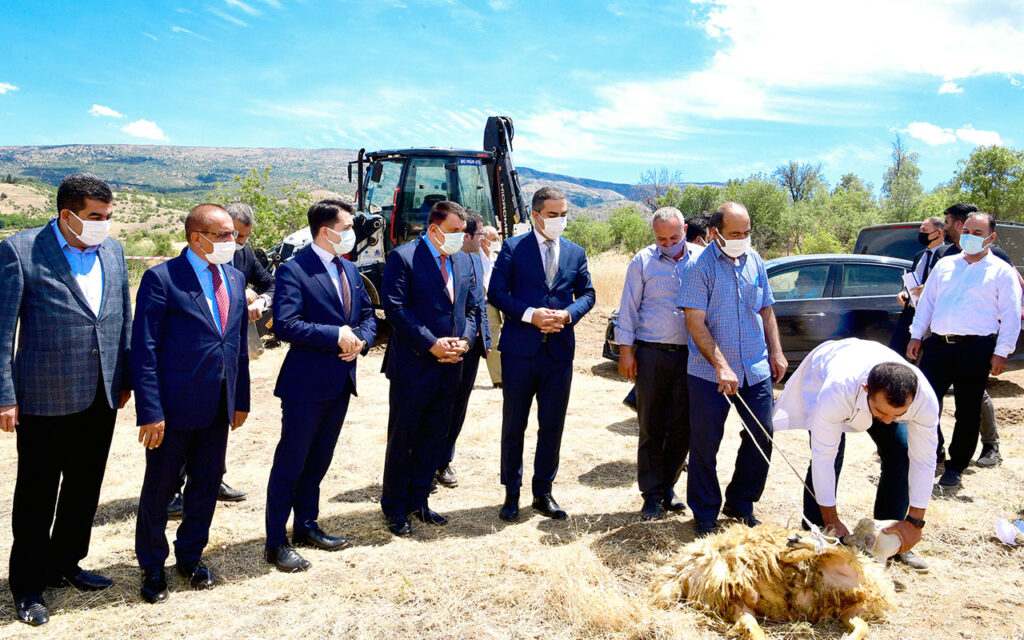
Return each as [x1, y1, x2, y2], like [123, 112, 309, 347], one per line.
[331, 257, 352, 317]
[544, 239, 557, 287]
[921, 249, 933, 284]
[208, 264, 229, 334]
[439, 254, 454, 301]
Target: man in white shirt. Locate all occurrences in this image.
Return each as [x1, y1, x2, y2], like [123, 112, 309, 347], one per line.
[908, 211, 1022, 490]
[481, 225, 503, 388]
[774, 338, 938, 571]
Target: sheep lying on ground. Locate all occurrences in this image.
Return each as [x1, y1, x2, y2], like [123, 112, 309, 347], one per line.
[650, 520, 896, 640]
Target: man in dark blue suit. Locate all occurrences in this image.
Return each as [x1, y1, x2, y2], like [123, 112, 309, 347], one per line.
[436, 209, 492, 489]
[488, 186, 596, 521]
[132, 204, 250, 603]
[264, 199, 377, 572]
[381, 200, 481, 536]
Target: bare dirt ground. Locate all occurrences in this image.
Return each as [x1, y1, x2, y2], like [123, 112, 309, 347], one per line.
[0, 255, 1022, 640]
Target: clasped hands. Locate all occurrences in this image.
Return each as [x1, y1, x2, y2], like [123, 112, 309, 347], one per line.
[338, 326, 365, 362]
[531, 308, 570, 334]
[246, 289, 266, 322]
[429, 337, 469, 363]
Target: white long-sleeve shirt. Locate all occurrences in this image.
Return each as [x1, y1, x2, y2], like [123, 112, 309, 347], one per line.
[909, 250, 1022, 357]
[773, 339, 939, 510]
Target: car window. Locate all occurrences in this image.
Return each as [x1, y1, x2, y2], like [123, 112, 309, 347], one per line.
[768, 264, 830, 300]
[840, 264, 905, 298]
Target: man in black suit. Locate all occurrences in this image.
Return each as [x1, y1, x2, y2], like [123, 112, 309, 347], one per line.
[889, 216, 947, 358]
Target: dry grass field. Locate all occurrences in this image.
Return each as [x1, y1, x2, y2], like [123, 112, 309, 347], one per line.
[0, 252, 1022, 639]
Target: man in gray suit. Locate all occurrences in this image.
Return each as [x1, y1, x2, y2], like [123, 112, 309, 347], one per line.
[0, 173, 132, 626]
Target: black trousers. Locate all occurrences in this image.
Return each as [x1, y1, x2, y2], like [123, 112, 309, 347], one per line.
[10, 379, 116, 598]
[135, 387, 229, 570]
[918, 334, 995, 474]
[635, 344, 690, 501]
[441, 338, 485, 468]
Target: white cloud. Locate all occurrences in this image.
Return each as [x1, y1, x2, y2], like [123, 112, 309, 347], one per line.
[171, 26, 212, 42]
[255, 0, 282, 7]
[141, 31, 158, 41]
[121, 119, 169, 141]
[0, 82, 18, 94]
[488, 0, 514, 9]
[904, 122, 956, 146]
[210, 7, 248, 26]
[89, 104, 124, 118]
[939, 81, 963, 94]
[956, 126, 1002, 146]
[225, 0, 260, 16]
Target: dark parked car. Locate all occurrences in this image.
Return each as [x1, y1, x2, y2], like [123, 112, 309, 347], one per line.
[855, 220, 1024, 275]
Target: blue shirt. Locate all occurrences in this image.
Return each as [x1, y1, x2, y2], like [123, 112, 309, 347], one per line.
[51, 220, 103, 315]
[676, 241, 775, 385]
[422, 233, 454, 285]
[615, 243, 702, 346]
[186, 248, 231, 334]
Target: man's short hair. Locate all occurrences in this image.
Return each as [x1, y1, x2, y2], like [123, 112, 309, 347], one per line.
[464, 209, 484, 235]
[307, 198, 355, 238]
[944, 203, 978, 224]
[482, 225, 499, 240]
[866, 362, 918, 408]
[531, 186, 566, 212]
[968, 211, 996, 234]
[685, 213, 710, 242]
[56, 173, 113, 214]
[224, 201, 255, 227]
[651, 206, 685, 229]
[184, 203, 228, 235]
[923, 216, 945, 230]
[708, 201, 747, 231]
[428, 200, 466, 227]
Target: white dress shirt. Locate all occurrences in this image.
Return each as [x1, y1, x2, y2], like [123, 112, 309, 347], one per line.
[773, 338, 939, 510]
[311, 243, 351, 342]
[52, 221, 103, 316]
[478, 247, 494, 290]
[909, 250, 1022, 357]
[521, 228, 562, 324]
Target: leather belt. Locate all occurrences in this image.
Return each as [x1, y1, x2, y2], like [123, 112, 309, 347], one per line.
[934, 333, 996, 344]
[634, 339, 687, 353]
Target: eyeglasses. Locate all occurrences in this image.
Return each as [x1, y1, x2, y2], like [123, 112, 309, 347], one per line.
[199, 229, 239, 241]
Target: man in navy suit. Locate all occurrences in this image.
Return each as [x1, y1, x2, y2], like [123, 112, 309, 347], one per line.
[264, 199, 377, 572]
[435, 209, 492, 489]
[488, 186, 596, 521]
[132, 204, 250, 603]
[0, 174, 132, 625]
[381, 200, 481, 536]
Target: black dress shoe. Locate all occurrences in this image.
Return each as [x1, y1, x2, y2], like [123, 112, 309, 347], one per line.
[499, 492, 520, 522]
[217, 481, 247, 502]
[663, 491, 687, 513]
[140, 567, 169, 604]
[15, 595, 49, 626]
[51, 567, 113, 591]
[641, 497, 665, 521]
[695, 520, 720, 538]
[176, 560, 214, 590]
[721, 505, 761, 527]
[388, 515, 412, 536]
[167, 492, 183, 518]
[409, 507, 448, 525]
[265, 543, 312, 572]
[435, 464, 458, 488]
[532, 493, 568, 520]
[293, 526, 351, 551]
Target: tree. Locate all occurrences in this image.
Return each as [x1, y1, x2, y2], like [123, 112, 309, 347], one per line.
[563, 216, 613, 255]
[953, 145, 1024, 219]
[607, 204, 651, 254]
[834, 173, 871, 197]
[882, 136, 924, 222]
[772, 161, 824, 202]
[210, 167, 315, 250]
[636, 168, 685, 210]
[655, 184, 720, 215]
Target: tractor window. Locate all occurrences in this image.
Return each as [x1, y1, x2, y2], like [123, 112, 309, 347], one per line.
[401, 157, 450, 230]
[455, 159, 496, 226]
[365, 159, 403, 213]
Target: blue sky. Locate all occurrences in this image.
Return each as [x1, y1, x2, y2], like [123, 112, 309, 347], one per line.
[1, 0, 1023, 189]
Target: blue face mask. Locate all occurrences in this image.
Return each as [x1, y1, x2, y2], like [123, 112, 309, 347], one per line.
[960, 233, 991, 256]
[658, 239, 686, 257]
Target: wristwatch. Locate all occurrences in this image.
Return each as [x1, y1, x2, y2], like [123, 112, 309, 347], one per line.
[904, 515, 926, 529]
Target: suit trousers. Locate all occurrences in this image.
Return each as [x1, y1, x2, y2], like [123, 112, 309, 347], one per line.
[381, 362, 462, 518]
[135, 386, 229, 570]
[265, 392, 351, 548]
[635, 345, 690, 501]
[802, 420, 910, 527]
[499, 348, 573, 497]
[441, 339, 485, 468]
[687, 375, 773, 524]
[9, 378, 115, 597]
[485, 303, 503, 385]
[918, 334, 995, 473]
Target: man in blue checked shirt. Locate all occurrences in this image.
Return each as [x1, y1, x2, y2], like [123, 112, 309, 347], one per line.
[677, 201, 787, 538]
[615, 207, 702, 522]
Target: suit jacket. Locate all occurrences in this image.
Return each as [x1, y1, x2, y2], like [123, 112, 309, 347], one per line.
[233, 243, 275, 303]
[272, 247, 377, 400]
[0, 223, 132, 416]
[131, 249, 250, 430]
[908, 244, 946, 285]
[469, 252, 492, 351]
[488, 231, 596, 361]
[382, 237, 480, 380]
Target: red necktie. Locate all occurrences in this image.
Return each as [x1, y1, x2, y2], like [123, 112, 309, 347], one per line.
[208, 264, 229, 334]
[439, 254, 453, 301]
[332, 257, 352, 316]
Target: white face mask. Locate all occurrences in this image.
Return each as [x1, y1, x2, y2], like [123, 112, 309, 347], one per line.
[66, 210, 110, 246]
[326, 227, 356, 256]
[435, 227, 465, 255]
[489, 241, 502, 257]
[234, 241, 246, 253]
[200, 233, 236, 265]
[716, 234, 750, 259]
[539, 215, 567, 240]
